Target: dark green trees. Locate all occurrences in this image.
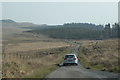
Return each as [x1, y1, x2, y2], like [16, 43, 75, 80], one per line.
[27, 23, 120, 40]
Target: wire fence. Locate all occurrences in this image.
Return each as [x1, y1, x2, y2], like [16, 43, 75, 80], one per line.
[2, 47, 68, 62]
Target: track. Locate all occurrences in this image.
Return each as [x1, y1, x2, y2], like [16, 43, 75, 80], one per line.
[46, 42, 119, 79]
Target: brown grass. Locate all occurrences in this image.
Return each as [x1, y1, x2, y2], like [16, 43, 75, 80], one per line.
[78, 39, 120, 73]
[3, 46, 71, 78]
[5, 41, 69, 53]
[2, 32, 71, 78]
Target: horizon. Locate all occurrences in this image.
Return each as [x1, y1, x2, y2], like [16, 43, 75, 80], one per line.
[1, 19, 117, 26]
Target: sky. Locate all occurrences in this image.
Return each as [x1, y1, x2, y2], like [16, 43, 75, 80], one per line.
[0, 2, 118, 25]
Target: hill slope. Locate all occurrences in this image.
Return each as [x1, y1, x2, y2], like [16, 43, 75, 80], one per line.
[27, 23, 104, 40]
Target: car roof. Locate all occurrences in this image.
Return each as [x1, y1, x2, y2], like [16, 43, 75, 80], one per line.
[65, 54, 76, 55]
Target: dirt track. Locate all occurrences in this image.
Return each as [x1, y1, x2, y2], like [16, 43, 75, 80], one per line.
[46, 43, 119, 78]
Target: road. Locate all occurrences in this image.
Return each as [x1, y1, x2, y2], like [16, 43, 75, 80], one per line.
[46, 42, 119, 79]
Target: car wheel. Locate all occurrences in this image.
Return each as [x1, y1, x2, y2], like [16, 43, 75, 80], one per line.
[63, 63, 66, 66]
[75, 63, 78, 66]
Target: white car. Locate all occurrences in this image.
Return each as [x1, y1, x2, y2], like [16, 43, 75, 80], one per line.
[63, 54, 78, 66]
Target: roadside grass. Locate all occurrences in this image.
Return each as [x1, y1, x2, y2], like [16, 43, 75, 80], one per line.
[78, 48, 105, 70]
[24, 47, 71, 78]
[3, 46, 71, 78]
[78, 47, 91, 68]
[78, 39, 120, 73]
[2, 31, 71, 78]
[25, 64, 57, 78]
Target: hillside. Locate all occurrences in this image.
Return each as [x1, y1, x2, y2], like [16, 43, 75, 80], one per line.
[0, 19, 38, 27]
[28, 27, 102, 40]
[27, 23, 104, 40]
[0, 19, 45, 40]
[27, 23, 120, 40]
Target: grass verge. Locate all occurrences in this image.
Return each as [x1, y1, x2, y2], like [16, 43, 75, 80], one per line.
[78, 46, 120, 73]
[24, 47, 71, 78]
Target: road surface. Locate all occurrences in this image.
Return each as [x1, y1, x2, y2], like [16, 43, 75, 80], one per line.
[46, 43, 119, 79]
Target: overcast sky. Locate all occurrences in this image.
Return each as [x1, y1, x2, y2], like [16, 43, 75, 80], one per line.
[1, 2, 118, 25]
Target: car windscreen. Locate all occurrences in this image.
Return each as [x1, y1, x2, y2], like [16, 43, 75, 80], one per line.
[65, 55, 74, 58]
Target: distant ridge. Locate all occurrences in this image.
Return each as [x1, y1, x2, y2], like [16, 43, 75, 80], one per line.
[0, 19, 16, 23]
[0, 19, 46, 28]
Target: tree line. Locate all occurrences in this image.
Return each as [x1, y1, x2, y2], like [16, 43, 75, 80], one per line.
[27, 23, 120, 40]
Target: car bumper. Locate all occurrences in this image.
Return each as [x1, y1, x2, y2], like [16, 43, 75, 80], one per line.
[63, 60, 78, 64]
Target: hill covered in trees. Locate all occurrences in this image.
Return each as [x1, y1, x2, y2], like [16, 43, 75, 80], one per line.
[27, 23, 120, 40]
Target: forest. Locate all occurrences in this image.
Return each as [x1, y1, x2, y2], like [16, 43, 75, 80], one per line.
[27, 23, 120, 40]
